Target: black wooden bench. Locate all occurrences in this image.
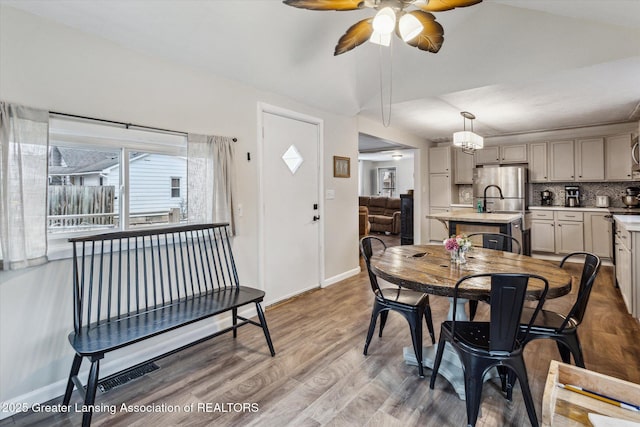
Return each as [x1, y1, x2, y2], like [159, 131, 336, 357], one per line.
[61, 223, 275, 426]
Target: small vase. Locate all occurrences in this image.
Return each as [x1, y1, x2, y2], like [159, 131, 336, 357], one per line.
[449, 249, 467, 265]
[458, 250, 467, 265]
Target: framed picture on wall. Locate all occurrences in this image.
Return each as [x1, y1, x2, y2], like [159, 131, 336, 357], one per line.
[333, 156, 350, 178]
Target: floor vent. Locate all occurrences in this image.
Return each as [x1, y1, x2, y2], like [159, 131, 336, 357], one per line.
[96, 362, 160, 393]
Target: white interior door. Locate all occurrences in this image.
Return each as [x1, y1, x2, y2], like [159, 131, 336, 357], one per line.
[260, 107, 321, 305]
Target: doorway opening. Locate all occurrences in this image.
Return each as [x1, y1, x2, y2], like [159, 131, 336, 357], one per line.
[358, 133, 415, 248]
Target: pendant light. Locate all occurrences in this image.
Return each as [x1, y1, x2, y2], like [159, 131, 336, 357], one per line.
[453, 111, 484, 154]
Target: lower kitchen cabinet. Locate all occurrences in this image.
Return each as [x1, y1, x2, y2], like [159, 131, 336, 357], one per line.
[556, 221, 584, 254]
[614, 217, 636, 318]
[584, 213, 613, 258]
[530, 208, 597, 256]
[531, 220, 556, 252]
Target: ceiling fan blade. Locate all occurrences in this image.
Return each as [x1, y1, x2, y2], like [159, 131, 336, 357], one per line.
[413, 0, 482, 12]
[402, 11, 444, 53]
[283, 0, 365, 11]
[334, 18, 373, 55]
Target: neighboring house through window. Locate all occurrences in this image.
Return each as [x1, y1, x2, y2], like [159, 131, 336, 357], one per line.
[47, 117, 188, 255]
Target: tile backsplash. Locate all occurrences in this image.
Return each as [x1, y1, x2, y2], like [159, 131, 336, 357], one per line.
[531, 182, 636, 208]
[457, 182, 638, 208]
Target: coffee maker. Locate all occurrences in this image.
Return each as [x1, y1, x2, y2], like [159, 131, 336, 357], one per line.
[565, 186, 580, 207]
[541, 190, 553, 206]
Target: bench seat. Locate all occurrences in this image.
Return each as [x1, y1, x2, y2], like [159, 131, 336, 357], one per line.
[62, 223, 274, 427]
[70, 286, 265, 356]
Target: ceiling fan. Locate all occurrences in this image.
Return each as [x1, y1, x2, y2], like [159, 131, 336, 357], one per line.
[283, 0, 482, 55]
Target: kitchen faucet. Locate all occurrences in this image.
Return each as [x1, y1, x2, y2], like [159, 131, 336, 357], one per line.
[483, 185, 504, 212]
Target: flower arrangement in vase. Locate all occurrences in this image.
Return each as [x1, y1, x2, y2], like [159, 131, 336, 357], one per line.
[443, 234, 472, 264]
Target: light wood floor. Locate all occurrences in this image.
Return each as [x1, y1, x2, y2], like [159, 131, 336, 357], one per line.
[3, 258, 639, 427]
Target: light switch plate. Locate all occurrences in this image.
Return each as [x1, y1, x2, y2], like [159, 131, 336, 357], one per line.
[326, 189, 335, 200]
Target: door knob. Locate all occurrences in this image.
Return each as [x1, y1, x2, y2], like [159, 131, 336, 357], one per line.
[313, 215, 320, 221]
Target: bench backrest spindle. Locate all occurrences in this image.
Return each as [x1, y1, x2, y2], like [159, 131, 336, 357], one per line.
[69, 223, 239, 334]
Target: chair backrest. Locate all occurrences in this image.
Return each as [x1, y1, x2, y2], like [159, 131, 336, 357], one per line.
[359, 236, 387, 296]
[558, 251, 601, 328]
[468, 232, 522, 254]
[451, 273, 549, 354]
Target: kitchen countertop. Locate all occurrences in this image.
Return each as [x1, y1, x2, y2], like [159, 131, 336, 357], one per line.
[614, 215, 640, 232]
[529, 206, 640, 214]
[427, 211, 521, 224]
[529, 206, 610, 212]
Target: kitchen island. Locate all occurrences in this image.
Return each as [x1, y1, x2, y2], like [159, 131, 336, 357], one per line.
[427, 210, 530, 255]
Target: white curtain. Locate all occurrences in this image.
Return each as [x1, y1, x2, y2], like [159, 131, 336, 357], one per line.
[187, 134, 236, 234]
[0, 102, 49, 270]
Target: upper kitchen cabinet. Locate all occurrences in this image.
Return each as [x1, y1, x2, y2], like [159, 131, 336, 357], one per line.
[500, 144, 528, 163]
[429, 147, 451, 174]
[454, 148, 474, 184]
[474, 146, 500, 165]
[528, 142, 548, 182]
[475, 145, 527, 165]
[575, 138, 605, 181]
[549, 140, 575, 181]
[605, 134, 633, 181]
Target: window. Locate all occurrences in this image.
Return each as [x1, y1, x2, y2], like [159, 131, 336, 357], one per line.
[47, 117, 187, 251]
[171, 177, 181, 198]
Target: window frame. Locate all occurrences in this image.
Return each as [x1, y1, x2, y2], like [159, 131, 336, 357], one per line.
[170, 177, 181, 198]
[47, 117, 188, 259]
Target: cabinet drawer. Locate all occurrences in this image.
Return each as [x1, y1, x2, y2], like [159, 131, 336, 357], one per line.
[531, 210, 554, 220]
[556, 211, 583, 221]
[615, 225, 632, 250]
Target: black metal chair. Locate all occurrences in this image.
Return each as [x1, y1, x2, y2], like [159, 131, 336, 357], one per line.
[467, 232, 522, 255]
[467, 232, 522, 320]
[519, 251, 601, 368]
[360, 236, 436, 378]
[429, 273, 549, 427]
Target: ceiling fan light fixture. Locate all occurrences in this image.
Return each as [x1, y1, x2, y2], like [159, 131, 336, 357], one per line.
[399, 13, 423, 42]
[369, 30, 392, 46]
[372, 7, 396, 35]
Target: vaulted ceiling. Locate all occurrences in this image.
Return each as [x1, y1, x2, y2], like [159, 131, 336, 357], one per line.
[3, 0, 640, 142]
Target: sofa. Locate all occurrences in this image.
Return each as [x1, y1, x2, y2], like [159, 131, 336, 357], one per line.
[359, 196, 401, 234]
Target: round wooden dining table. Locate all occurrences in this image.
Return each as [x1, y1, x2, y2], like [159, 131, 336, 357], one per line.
[370, 244, 572, 302]
[369, 244, 573, 400]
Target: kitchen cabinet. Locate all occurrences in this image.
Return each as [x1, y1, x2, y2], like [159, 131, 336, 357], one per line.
[584, 213, 612, 259]
[474, 147, 500, 165]
[429, 173, 451, 207]
[549, 140, 575, 181]
[429, 147, 450, 174]
[500, 144, 528, 163]
[475, 144, 527, 165]
[605, 134, 633, 181]
[429, 146, 454, 242]
[556, 221, 584, 254]
[454, 148, 474, 184]
[530, 208, 585, 255]
[528, 142, 548, 182]
[614, 219, 633, 316]
[575, 138, 605, 181]
[531, 220, 556, 252]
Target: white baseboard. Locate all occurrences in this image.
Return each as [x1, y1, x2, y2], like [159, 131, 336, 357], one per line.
[322, 267, 360, 288]
[0, 305, 258, 421]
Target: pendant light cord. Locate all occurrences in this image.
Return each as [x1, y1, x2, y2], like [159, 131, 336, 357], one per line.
[378, 40, 393, 128]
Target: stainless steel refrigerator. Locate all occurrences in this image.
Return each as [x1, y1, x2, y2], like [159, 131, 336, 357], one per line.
[473, 166, 528, 214]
